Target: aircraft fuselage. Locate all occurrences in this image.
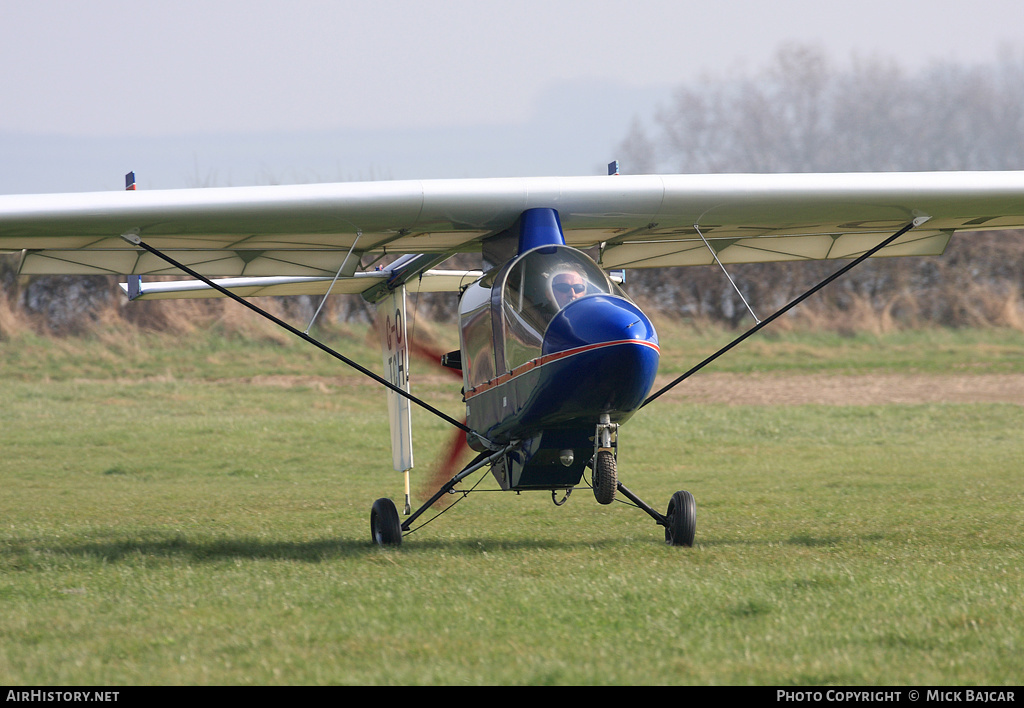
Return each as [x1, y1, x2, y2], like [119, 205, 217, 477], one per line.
[458, 209, 660, 490]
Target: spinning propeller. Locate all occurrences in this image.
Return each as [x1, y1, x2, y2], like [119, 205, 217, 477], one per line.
[405, 333, 472, 508]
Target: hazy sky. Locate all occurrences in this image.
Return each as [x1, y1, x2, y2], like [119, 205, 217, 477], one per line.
[2, 0, 1022, 191]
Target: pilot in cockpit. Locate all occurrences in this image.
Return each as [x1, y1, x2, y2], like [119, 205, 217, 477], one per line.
[549, 268, 587, 309]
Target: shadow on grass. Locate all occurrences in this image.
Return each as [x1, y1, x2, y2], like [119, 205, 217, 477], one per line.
[3, 533, 630, 566]
[3, 527, 899, 565]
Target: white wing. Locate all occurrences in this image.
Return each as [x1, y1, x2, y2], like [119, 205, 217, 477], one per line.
[3, 172, 1024, 278]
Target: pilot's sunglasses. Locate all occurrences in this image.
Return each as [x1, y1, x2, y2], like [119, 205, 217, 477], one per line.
[553, 282, 586, 294]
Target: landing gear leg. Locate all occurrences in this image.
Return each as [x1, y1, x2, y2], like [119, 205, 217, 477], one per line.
[616, 482, 697, 547]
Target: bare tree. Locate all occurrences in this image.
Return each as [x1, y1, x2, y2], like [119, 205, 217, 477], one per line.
[619, 44, 1024, 330]
[640, 45, 1024, 174]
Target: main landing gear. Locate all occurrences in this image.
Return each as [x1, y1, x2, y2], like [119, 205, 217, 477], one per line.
[370, 483, 698, 548]
[587, 414, 696, 546]
[368, 429, 698, 548]
[611, 482, 697, 547]
[371, 477, 698, 550]
[369, 432, 698, 548]
[369, 447, 511, 548]
[664, 490, 697, 547]
[370, 497, 403, 547]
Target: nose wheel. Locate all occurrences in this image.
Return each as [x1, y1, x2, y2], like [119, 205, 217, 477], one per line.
[592, 449, 617, 505]
[592, 413, 619, 505]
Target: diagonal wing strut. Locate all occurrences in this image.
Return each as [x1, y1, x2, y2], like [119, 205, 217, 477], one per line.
[642, 216, 932, 407]
[119, 231, 477, 439]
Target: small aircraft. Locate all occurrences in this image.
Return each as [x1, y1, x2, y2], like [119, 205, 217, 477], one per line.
[3, 168, 1024, 547]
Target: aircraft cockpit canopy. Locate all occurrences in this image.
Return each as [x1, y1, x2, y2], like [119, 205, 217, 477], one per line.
[458, 245, 629, 391]
[500, 246, 619, 362]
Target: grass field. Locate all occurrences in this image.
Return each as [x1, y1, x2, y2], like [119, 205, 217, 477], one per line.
[1, 320, 1023, 685]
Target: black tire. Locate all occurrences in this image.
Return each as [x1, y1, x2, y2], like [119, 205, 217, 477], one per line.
[370, 498, 403, 547]
[593, 450, 617, 505]
[665, 490, 696, 547]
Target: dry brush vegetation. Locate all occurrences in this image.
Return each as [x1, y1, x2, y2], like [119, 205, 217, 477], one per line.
[4, 234, 1023, 342]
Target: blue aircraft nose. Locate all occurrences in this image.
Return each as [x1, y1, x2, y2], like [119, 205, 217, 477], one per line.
[543, 295, 659, 354]
[540, 295, 660, 414]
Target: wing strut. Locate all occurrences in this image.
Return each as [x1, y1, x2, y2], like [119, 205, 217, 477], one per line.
[304, 230, 361, 333]
[118, 232, 476, 438]
[695, 223, 760, 324]
[642, 216, 932, 407]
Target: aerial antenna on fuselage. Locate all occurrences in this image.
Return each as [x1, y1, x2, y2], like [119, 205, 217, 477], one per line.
[603, 161, 626, 283]
[124, 172, 142, 300]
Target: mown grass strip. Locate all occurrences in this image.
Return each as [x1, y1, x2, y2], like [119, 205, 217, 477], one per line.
[1, 327, 1022, 684]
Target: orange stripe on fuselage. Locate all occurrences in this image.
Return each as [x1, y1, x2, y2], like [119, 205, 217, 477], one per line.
[464, 339, 660, 400]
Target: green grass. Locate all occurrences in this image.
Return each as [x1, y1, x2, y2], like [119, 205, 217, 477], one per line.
[1, 324, 1023, 685]
[655, 319, 1024, 374]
